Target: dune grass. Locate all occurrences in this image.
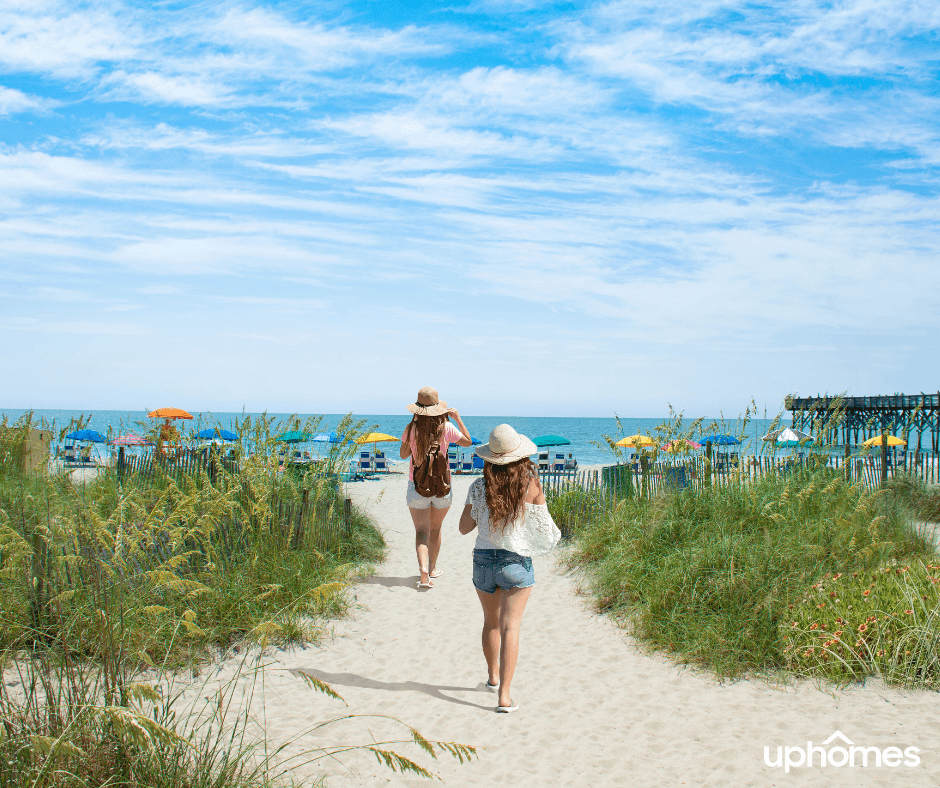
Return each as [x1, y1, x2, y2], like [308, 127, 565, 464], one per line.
[0, 416, 475, 786]
[561, 464, 938, 685]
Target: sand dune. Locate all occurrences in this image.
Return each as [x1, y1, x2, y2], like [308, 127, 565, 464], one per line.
[197, 471, 939, 787]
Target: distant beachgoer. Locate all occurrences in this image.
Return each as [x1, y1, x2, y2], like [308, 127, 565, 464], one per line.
[400, 386, 472, 588]
[459, 424, 560, 713]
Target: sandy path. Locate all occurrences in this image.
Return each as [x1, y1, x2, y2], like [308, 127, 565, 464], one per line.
[212, 472, 939, 788]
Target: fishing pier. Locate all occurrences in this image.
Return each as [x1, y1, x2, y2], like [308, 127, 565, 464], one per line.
[786, 393, 940, 452]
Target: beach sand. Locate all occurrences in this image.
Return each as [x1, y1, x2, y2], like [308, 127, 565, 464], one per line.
[187, 471, 938, 787]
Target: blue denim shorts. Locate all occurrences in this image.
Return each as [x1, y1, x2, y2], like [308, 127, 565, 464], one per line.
[472, 549, 534, 594]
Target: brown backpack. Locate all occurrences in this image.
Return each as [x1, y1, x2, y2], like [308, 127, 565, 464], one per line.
[412, 438, 452, 498]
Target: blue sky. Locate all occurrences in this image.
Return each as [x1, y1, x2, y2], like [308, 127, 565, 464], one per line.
[1, 0, 938, 417]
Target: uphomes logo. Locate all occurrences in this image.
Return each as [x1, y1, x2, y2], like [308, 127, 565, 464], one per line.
[764, 731, 921, 773]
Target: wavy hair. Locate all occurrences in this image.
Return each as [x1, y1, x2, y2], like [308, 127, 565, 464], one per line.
[405, 414, 447, 460]
[482, 457, 535, 532]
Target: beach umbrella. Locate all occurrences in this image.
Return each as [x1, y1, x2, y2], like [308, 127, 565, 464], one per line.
[703, 434, 740, 446]
[662, 439, 702, 453]
[312, 432, 355, 445]
[862, 435, 906, 448]
[65, 429, 106, 443]
[355, 432, 399, 445]
[616, 434, 656, 448]
[275, 431, 312, 443]
[764, 427, 815, 448]
[533, 435, 571, 448]
[195, 428, 238, 441]
[148, 408, 193, 420]
[112, 433, 152, 446]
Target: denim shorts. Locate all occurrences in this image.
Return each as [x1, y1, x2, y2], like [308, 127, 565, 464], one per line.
[472, 549, 535, 594]
[406, 480, 452, 510]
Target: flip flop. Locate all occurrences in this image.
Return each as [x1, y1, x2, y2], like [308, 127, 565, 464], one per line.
[486, 681, 499, 692]
[429, 569, 443, 578]
[496, 701, 518, 713]
[416, 581, 433, 589]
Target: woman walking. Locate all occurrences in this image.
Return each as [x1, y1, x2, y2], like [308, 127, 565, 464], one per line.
[459, 424, 560, 713]
[400, 386, 472, 588]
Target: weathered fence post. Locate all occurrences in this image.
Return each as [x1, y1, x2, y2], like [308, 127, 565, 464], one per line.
[844, 442, 851, 482]
[704, 440, 713, 486]
[880, 432, 888, 484]
[292, 488, 309, 549]
[344, 497, 352, 539]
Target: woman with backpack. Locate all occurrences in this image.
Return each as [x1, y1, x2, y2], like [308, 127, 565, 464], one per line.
[459, 424, 561, 713]
[400, 387, 472, 588]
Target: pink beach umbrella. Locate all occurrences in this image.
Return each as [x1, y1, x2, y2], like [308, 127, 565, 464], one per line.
[112, 433, 152, 446]
[661, 440, 702, 453]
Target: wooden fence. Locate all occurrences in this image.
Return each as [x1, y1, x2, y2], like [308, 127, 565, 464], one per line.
[115, 451, 353, 552]
[537, 451, 940, 523]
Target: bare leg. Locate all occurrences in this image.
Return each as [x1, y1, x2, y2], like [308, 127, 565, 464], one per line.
[476, 588, 502, 686]
[427, 506, 448, 576]
[408, 507, 434, 585]
[497, 586, 532, 708]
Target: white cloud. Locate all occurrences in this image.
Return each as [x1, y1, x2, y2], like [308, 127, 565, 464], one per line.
[0, 85, 52, 114]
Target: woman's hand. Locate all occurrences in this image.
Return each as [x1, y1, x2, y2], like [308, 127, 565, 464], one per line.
[449, 408, 473, 447]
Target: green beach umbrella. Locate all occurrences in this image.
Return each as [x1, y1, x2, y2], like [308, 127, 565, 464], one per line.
[275, 431, 312, 443]
[533, 434, 571, 448]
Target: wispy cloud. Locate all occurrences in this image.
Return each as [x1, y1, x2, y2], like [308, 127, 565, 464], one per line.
[0, 0, 936, 413]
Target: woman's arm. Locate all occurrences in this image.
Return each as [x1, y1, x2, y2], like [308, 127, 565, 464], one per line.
[400, 422, 413, 459]
[526, 476, 545, 505]
[448, 408, 473, 448]
[458, 504, 477, 534]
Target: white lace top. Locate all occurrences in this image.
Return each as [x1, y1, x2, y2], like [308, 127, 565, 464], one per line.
[465, 478, 558, 555]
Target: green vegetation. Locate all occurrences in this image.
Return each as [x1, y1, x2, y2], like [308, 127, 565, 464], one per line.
[557, 465, 939, 687]
[0, 416, 474, 787]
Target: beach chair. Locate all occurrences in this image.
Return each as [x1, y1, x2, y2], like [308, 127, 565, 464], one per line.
[359, 450, 374, 476]
[472, 455, 485, 473]
[374, 454, 388, 473]
[564, 454, 578, 471]
[448, 446, 458, 473]
[551, 453, 565, 472]
[460, 455, 473, 473]
[537, 452, 549, 471]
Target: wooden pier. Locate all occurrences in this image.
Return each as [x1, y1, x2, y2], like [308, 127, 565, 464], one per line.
[786, 393, 940, 452]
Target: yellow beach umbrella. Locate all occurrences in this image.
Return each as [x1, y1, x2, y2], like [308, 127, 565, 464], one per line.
[862, 434, 906, 448]
[355, 432, 400, 445]
[615, 434, 656, 448]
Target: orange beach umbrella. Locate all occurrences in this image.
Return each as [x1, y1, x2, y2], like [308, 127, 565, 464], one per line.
[148, 408, 193, 420]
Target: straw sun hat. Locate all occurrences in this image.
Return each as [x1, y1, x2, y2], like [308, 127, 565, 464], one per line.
[407, 386, 450, 417]
[475, 424, 538, 465]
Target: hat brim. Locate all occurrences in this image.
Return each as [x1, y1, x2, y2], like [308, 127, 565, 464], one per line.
[407, 401, 449, 416]
[474, 434, 538, 464]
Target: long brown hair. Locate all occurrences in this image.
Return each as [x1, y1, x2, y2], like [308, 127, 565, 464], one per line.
[482, 458, 535, 532]
[405, 414, 447, 460]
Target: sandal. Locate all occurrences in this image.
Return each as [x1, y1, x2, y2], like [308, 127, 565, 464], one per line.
[429, 569, 443, 579]
[496, 700, 519, 713]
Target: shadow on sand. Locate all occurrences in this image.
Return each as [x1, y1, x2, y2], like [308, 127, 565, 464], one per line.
[291, 668, 494, 710]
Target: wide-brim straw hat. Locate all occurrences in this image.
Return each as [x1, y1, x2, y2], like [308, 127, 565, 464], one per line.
[475, 424, 538, 465]
[407, 386, 449, 416]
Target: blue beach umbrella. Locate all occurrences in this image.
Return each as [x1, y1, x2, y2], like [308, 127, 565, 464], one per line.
[196, 428, 238, 441]
[312, 432, 354, 445]
[65, 429, 106, 443]
[702, 434, 740, 446]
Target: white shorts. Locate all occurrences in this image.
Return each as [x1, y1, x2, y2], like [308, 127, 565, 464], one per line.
[406, 480, 452, 509]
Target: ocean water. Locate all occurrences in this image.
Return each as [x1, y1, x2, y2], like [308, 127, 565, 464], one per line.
[1, 408, 780, 466]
